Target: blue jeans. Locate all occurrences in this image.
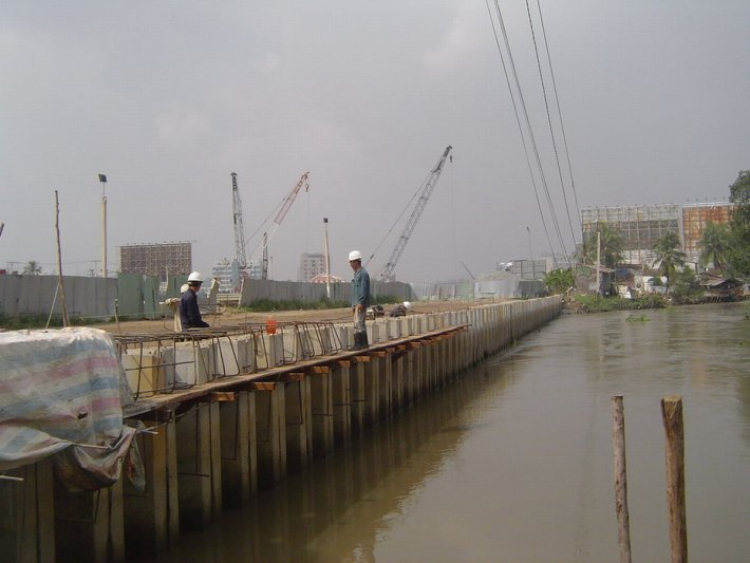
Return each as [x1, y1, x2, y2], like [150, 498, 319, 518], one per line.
[353, 306, 366, 334]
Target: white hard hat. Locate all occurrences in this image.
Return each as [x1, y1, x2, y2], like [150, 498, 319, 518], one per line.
[187, 271, 204, 283]
[403, 301, 412, 310]
[348, 250, 362, 261]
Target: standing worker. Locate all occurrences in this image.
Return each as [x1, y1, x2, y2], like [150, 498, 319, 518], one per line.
[349, 250, 370, 350]
[180, 271, 210, 329]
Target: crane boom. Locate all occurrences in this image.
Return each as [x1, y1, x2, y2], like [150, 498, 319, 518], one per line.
[231, 172, 247, 269]
[249, 172, 310, 278]
[379, 145, 452, 282]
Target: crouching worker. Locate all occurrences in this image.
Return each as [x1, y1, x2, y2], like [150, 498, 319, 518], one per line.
[389, 301, 413, 317]
[180, 271, 210, 329]
[349, 250, 370, 350]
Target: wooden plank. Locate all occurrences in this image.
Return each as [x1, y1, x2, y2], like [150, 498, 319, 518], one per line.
[210, 392, 236, 402]
[279, 372, 305, 382]
[250, 382, 277, 391]
[308, 365, 330, 374]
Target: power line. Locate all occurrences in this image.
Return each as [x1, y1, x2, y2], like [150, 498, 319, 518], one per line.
[535, 0, 582, 235]
[484, 0, 554, 263]
[524, 0, 578, 247]
[486, 0, 571, 266]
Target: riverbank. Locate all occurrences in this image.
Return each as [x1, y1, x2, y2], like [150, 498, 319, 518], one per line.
[563, 293, 749, 314]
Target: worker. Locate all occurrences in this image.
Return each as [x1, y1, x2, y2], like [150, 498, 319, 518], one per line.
[349, 250, 370, 350]
[179, 271, 210, 329]
[389, 301, 413, 317]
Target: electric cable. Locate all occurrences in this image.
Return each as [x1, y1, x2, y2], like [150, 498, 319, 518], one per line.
[491, 0, 571, 265]
[525, 0, 578, 246]
[484, 0, 557, 265]
[536, 0, 582, 228]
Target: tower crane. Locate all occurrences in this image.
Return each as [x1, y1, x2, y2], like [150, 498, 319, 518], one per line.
[231, 172, 247, 270]
[378, 145, 452, 282]
[249, 172, 310, 279]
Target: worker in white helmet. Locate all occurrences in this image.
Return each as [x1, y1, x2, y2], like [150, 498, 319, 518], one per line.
[179, 271, 210, 329]
[389, 301, 412, 317]
[349, 250, 370, 349]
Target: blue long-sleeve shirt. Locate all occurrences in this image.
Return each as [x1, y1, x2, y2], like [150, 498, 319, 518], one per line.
[179, 289, 209, 329]
[351, 267, 371, 308]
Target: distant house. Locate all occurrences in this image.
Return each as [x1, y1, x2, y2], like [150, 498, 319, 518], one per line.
[698, 276, 744, 300]
[574, 264, 616, 296]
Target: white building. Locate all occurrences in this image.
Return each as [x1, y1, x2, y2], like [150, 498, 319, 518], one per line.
[298, 253, 326, 282]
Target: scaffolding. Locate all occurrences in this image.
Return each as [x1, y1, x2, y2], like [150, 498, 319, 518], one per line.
[120, 242, 192, 281]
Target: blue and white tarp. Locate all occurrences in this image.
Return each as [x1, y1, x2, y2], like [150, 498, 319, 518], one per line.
[0, 327, 136, 490]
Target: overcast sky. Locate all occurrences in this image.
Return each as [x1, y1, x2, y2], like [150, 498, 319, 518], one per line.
[1, 1, 748, 283]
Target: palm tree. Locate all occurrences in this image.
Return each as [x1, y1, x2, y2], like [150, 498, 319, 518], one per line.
[580, 222, 624, 268]
[698, 221, 731, 272]
[653, 232, 685, 291]
[23, 260, 42, 275]
[544, 268, 574, 295]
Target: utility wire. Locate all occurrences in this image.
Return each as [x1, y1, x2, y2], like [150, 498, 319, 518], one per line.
[525, 0, 578, 247]
[494, 0, 570, 264]
[365, 167, 434, 270]
[484, 0, 556, 267]
[488, 0, 571, 265]
[536, 0, 582, 232]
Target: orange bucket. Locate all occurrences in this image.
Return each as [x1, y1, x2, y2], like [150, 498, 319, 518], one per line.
[266, 318, 277, 335]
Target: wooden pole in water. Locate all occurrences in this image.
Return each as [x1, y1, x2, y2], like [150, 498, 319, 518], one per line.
[661, 395, 688, 563]
[611, 395, 632, 563]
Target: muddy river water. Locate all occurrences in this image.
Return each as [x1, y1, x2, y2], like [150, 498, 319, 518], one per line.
[151, 302, 750, 562]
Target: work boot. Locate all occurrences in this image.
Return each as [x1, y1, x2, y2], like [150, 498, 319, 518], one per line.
[352, 332, 362, 350]
[360, 331, 369, 349]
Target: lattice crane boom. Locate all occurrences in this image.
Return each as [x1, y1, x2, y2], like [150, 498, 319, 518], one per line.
[379, 145, 452, 282]
[249, 172, 310, 279]
[231, 172, 247, 269]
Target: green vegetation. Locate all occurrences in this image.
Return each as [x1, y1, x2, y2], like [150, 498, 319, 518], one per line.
[22, 260, 42, 275]
[652, 231, 685, 291]
[698, 221, 732, 272]
[0, 314, 102, 330]
[579, 222, 624, 267]
[670, 266, 703, 302]
[572, 294, 668, 313]
[728, 170, 750, 280]
[240, 297, 350, 313]
[544, 268, 574, 295]
[626, 314, 650, 322]
[240, 294, 405, 313]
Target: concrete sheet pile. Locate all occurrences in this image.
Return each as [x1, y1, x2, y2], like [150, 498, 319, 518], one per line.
[0, 327, 136, 490]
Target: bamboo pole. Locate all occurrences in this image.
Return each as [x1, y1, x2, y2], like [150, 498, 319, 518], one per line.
[611, 395, 632, 563]
[661, 395, 688, 563]
[54, 190, 70, 327]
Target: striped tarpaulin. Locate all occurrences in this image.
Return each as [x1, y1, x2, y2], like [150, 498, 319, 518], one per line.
[0, 327, 135, 487]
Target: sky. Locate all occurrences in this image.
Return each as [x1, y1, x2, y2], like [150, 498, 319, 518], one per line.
[1, 0, 748, 283]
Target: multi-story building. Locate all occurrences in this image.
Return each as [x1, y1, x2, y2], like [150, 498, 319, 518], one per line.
[682, 202, 734, 263]
[212, 258, 242, 293]
[120, 242, 191, 281]
[581, 202, 733, 266]
[298, 253, 326, 282]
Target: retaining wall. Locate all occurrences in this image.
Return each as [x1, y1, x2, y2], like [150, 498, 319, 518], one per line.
[1, 296, 561, 562]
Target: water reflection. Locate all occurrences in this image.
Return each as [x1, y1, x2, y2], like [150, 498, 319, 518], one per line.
[148, 303, 750, 562]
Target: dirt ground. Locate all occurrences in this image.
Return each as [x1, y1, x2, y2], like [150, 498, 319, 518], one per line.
[99, 297, 506, 336]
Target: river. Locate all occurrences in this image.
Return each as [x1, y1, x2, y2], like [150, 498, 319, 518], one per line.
[151, 302, 750, 562]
